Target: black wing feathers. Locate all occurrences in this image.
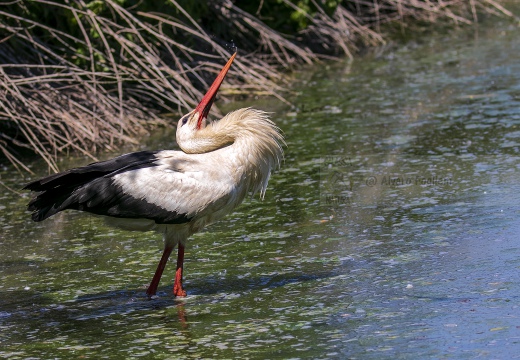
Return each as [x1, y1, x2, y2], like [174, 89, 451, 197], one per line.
[63, 176, 190, 224]
[24, 151, 190, 224]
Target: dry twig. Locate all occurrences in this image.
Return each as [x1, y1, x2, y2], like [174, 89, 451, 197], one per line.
[0, 0, 513, 172]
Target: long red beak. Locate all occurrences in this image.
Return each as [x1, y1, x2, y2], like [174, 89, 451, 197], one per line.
[194, 52, 237, 129]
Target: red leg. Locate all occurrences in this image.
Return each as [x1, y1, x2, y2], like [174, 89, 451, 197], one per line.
[173, 244, 187, 297]
[146, 246, 173, 297]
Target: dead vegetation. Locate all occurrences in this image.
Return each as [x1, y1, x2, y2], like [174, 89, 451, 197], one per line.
[0, 0, 514, 172]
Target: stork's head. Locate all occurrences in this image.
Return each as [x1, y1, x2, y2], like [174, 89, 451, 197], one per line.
[177, 52, 236, 152]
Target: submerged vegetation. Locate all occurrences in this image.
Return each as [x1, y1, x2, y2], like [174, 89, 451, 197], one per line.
[0, 0, 514, 172]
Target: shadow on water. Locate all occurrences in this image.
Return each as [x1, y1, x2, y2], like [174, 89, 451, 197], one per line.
[0, 262, 343, 315]
[70, 267, 342, 303]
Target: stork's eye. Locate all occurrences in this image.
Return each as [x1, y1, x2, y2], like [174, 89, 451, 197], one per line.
[181, 116, 188, 126]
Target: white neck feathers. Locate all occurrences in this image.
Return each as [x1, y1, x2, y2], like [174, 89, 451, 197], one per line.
[178, 108, 284, 197]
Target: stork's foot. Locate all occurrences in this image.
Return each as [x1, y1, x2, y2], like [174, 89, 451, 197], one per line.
[146, 288, 158, 299]
[146, 281, 159, 298]
[173, 267, 186, 297]
[173, 284, 187, 297]
[146, 245, 173, 299]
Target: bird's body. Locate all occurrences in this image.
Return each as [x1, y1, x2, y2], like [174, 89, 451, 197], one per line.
[24, 53, 284, 297]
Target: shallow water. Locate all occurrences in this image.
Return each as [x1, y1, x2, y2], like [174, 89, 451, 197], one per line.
[2, 18, 520, 359]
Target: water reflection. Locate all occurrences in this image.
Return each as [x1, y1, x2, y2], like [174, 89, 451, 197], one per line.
[1, 18, 520, 359]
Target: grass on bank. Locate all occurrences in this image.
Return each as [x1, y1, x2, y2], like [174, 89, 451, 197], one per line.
[0, 0, 514, 172]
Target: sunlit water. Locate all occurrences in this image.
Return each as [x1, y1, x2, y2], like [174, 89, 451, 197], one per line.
[1, 18, 520, 359]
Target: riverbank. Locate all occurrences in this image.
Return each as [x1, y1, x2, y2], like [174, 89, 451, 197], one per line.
[0, 0, 516, 171]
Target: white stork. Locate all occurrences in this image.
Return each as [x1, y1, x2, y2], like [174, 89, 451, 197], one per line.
[24, 52, 284, 298]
